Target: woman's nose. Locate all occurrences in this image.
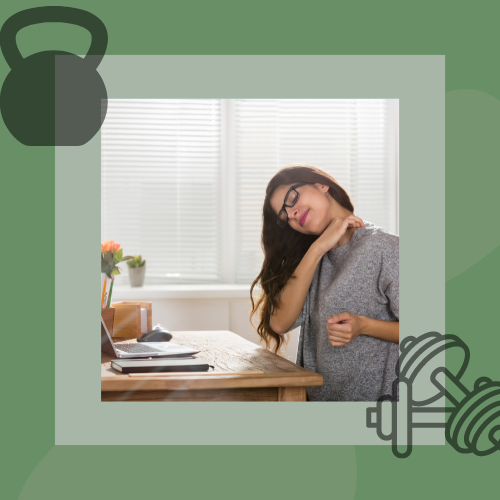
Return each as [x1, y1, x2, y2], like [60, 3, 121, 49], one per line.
[287, 205, 299, 219]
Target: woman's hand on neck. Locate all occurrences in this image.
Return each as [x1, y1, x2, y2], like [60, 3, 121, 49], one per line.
[328, 199, 359, 249]
[312, 214, 365, 256]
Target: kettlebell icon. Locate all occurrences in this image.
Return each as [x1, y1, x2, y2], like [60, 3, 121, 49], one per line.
[0, 7, 108, 146]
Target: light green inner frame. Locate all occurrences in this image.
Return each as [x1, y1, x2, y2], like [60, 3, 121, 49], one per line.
[55, 55, 444, 445]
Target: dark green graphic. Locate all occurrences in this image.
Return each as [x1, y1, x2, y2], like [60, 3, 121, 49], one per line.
[367, 332, 500, 458]
[0, 6, 107, 146]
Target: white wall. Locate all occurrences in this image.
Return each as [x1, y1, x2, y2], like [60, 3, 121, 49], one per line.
[111, 291, 300, 362]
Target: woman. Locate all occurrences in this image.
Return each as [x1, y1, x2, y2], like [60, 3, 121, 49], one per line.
[250, 164, 399, 402]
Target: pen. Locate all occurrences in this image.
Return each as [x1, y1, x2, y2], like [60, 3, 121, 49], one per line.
[128, 371, 265, 377]
[107, 276, 114, 307]
[101, 276, 107, 308]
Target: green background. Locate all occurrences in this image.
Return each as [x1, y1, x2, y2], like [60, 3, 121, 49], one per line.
[2, 0, 499, 498]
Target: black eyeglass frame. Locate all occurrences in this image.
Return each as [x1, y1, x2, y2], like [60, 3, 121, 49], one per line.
[276, 182, 308, 228]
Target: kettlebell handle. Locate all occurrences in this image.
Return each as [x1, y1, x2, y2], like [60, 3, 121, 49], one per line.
[0, 6, 107, 70]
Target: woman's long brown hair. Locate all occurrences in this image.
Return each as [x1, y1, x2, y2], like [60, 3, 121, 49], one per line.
[250, 164, 354, 354]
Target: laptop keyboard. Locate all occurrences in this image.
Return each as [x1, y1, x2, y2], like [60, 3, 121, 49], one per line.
[115, 343, 165, 354]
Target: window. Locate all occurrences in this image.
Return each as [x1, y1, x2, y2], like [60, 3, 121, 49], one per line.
[101, 99, 398, 286]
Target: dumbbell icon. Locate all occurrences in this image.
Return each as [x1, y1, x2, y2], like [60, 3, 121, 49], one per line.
[366, 332, 500, 458]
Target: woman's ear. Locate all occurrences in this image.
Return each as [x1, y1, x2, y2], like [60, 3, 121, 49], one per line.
[314, 183, 329, 193]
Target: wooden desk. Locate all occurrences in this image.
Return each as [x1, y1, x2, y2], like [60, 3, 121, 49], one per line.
[101, 331, 323, 402]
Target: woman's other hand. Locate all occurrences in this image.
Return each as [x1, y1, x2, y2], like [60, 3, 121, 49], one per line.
[327, 312, 365, 347]
[314, 216, 365, 255]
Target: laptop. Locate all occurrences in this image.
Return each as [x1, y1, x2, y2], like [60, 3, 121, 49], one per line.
[101, 317, 199, 358]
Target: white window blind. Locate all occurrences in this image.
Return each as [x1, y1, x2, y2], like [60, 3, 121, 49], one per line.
[234, 99, 398, 284]
[101, 99, 222, 285]
[101, 99, 398, 286]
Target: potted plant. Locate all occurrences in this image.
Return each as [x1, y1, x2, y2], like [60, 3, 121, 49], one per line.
[101, 241, 132, 307]
[127, 255, 146, 287]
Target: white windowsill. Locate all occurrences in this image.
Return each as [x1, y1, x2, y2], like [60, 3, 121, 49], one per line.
[111, 284, 261, 300]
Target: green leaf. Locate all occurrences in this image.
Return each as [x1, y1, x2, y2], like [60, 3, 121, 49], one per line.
[112, 266, 121, 276]
[126, 255, 145, 268]
[102, 257, 113, 274]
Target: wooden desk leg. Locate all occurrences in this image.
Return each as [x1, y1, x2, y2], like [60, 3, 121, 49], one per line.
[278, 387, 307, 401]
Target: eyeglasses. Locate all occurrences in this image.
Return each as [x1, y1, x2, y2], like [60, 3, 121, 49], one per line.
[276, 183, 307, 228]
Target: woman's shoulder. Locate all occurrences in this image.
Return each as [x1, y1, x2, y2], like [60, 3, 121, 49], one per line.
[358, 221, 399, 251]
[356, 222, 399, 281]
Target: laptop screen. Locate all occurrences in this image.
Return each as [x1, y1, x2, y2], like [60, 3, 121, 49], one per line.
[101, 317, 117, 356]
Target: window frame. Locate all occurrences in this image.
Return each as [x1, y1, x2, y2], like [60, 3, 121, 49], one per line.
[103, 98, 399, 287]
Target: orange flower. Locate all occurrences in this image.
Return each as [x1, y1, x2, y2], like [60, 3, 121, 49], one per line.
[101, 240, 119, 253]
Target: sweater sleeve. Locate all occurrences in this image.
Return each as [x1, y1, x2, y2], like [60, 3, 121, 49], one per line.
[385, 279, 399, 320]
[379, 232, 399, 320]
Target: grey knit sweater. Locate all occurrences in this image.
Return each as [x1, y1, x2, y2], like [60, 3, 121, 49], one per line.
[280, 220, 399, 402]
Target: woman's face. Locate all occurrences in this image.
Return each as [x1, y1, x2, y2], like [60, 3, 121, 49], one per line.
[270, 182, 332, 235]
